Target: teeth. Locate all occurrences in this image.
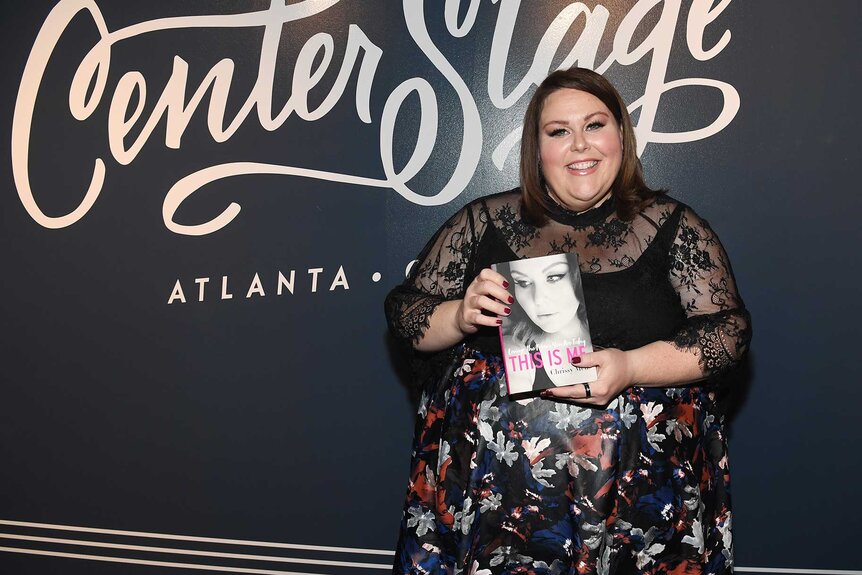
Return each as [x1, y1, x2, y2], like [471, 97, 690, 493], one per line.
[568, 161, 598, 170]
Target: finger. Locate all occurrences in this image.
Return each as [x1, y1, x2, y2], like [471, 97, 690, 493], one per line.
[476, 294, 511, 317]
[570, 350, 601, 368]
[475, 269, 513, 303]
[471, 311, 504, 328]
[477, 267, 510, 288]
[473, 279, 512, 306]
[463, 292, 508, 319]
[540, 382, 595, 403]
[461, 300, 503, 328]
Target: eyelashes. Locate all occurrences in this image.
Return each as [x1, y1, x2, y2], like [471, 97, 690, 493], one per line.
[545, 122, 606, 138]
[513, 272, 568, 289]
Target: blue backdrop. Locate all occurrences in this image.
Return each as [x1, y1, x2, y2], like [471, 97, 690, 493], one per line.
[1, 1, 860, 573]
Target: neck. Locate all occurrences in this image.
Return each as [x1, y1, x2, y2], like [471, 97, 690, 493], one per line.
[547, 189, 612, 214]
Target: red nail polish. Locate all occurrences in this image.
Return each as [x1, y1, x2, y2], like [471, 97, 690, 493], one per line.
[571, 356, 582, 364]
[507, 296, 514, 304]
[503, 307, 511, 314]
[496, 319, 502, 325]
[502, 280, 509, 288]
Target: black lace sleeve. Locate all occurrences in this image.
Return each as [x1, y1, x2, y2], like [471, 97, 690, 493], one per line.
[384, 202, 483, 347]
[666, 206, 752, 376]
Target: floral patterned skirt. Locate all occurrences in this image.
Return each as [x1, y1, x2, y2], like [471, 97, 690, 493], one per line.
[393, 346, 733, 575]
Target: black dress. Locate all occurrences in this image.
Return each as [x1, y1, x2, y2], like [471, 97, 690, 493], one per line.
[385, 190, 751, 574]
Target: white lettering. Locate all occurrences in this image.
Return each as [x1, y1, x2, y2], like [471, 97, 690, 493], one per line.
[14, 0, 740, 236]
[329, 266, 349, 291]
[608, 0, 681, 154]
[444, 0, 480, 37]
[488, 1, 609, 109]
[168, 280, 186, 304]
[492, 0, 740, 163]
[308, 268, 324, 293]
[221, 275, 233, 300]
[12, 0, 110, 229]
[405, 259, 418, 278]
[277, 270, 295, 295]
[687, 0, 732, 61]
[195, 277, 209, 301]
[246, 273, 265, 298]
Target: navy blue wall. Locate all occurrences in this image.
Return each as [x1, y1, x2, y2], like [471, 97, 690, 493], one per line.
[1, 1, 859, 573]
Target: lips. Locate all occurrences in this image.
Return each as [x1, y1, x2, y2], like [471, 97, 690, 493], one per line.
[567, 160, 598, 170]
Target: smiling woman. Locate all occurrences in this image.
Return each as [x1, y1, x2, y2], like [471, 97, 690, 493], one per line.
[538, 89, 623, 213]
[519, 67, 652, 225]
[385, 68, 751, 574]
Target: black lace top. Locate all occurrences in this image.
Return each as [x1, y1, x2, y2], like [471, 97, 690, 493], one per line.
[385, 189, 751, 383]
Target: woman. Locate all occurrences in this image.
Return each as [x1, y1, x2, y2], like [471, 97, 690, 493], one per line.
[498, 254, 594, 392]
[385, 68, 750, 574]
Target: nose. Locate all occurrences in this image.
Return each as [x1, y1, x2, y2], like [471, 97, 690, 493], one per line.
[571, 132, 589, 152]
[533, 283, 552, 309]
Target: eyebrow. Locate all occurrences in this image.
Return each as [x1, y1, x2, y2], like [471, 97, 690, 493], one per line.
[543, 262, 569, 273]
[511, 262, 569, 277]
[542, 111, 609, 128]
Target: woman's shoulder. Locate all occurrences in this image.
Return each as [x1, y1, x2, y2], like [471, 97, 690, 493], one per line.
[440, 187, 521, 219]
[468, 187, 522, 214]
[481, 187, 522, 203]
[652, 194, 717, 227]
[425, 188, 523, 246]
[636, 194, 721, 249]
[636, 193, 701, 230]
[439, 187, 524, 230]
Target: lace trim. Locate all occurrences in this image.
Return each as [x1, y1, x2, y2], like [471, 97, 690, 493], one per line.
[385, 289, 445, 345]
[669, 310, 751, 376]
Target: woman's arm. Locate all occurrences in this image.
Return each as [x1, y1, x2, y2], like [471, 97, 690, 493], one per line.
[412, 270, 512, 353]
[384, 203, 512, 353]
[542, 205, 751, 404]
[542, 342, 702, 403]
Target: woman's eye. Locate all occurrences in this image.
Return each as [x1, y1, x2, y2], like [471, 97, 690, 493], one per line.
[585, 121, 605, 131]
[546, 274, 565, 283]
[514, 280, 532, 288]
[548, 128, 568, 137]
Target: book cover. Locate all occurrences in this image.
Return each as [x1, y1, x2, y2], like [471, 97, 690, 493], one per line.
[493, 253, 598, 395]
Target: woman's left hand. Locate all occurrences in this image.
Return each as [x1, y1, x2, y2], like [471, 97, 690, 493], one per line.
[540, 348, 635, 405]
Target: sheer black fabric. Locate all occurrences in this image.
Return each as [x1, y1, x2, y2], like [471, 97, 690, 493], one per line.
[385, 189, 750, 376]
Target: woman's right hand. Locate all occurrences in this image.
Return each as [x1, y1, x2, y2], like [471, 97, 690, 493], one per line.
[455, 268, 513, 335]
[413, 268, 513, 353]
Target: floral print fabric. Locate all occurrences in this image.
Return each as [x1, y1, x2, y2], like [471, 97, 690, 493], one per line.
[386, 192, 749, 574]
[394, 348, 732, 574]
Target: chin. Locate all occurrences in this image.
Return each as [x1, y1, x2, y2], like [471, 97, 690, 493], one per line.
[538, 323, 564, 334]
[557, 190, 609, 210]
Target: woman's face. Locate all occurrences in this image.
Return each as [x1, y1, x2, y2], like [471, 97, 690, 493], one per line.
[510, 255, 579, 334]
[539, 88, 623, 213]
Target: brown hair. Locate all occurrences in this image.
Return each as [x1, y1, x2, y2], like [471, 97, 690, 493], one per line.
[519, 68, 660, 224]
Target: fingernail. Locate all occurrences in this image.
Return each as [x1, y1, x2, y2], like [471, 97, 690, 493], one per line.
[496, 319, 502, 325]
[503, 307, 511, 315]
[539, 390, 551, 398]
[507, 296, 514, 304]
[571, 356, 582, 364]
[502, 280, 509, 288]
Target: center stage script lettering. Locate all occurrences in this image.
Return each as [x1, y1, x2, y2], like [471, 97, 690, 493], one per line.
[13, 0, 738, 236]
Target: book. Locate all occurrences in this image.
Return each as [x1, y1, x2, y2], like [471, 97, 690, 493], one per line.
[493, 253, 598, 395]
